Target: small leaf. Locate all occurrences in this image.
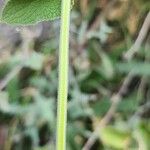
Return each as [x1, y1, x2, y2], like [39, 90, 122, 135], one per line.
[25, 52, 44, 70]
[100, 126, 131, 149]
[116, 61, 150, 76]
[100, 51, 114, 79]
[135, 121, 150, 150]
[1, 0, 61, 25]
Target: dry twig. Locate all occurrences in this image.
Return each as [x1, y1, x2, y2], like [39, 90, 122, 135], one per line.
[82, 72, 133, 150]
[124, 11, 150, 60]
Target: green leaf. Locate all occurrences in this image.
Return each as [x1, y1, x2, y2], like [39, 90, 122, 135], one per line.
[135, 121, 150, 150]
[92, 99, 111, 117]
[0, 91, 9, 113]
[100, 126, 131, 149]
[25, 52, 44, 70]
[116, 61, 150, 76]
[1, 0, 61, 25]
[99, 51, 114, 79]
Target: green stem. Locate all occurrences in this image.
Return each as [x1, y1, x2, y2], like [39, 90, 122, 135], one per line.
[56, 0, 71, 150]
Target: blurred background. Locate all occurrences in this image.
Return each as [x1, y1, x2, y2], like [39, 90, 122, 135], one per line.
[0, 0, 150, 150]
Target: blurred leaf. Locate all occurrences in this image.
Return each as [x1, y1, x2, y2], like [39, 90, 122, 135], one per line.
[92, 99, 111, 117]
[67, 123, 83, 150]
[8, 52, 44, 70]
[80, 70, 103, 93]
[30, 76, 49, 92]
[36, 144, 55, 150]
[100, 126, 131, 149]
[116, 61, 150, 76]
[118, 95, 139, 113]
[135, 121, 150, 150]
[25, 52, 44, 70]
[68, 101, 91, 120]
[0, 91, 10, 113]
[6, 76, 20, 102]
[25, 127, 39, 147]
[99, 51, 114, 79]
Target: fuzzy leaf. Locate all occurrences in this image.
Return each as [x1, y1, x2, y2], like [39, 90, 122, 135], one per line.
[1, 0, 61, 25]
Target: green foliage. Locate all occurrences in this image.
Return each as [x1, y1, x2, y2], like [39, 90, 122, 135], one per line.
[136, 121, 150, 150]
[100, 126, 131, 149]
[116, 61, 150, 76]
[1, 0, 61, 25]
[25, 52, 44, 70]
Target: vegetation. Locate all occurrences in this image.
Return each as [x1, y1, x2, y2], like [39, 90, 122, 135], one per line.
[0, 0, 150, 150]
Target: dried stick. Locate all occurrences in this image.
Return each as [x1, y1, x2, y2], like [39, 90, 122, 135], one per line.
[124, 11, 150, 60]
[82, 72, 133, 150]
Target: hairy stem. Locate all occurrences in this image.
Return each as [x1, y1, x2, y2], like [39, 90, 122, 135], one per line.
[56, 0, 71, 150]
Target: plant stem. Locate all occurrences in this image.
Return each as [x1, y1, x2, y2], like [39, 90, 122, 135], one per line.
[56, 0, 71, 150]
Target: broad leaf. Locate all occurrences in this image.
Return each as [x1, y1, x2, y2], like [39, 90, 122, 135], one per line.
[1, 0, 61, 25]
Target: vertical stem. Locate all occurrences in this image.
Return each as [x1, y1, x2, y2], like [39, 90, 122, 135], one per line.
[56, 0, 71, 150]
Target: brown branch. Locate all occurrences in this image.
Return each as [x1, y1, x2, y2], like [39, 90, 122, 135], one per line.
[82, 72, 133, 150]
[124, 11, 150, 60]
